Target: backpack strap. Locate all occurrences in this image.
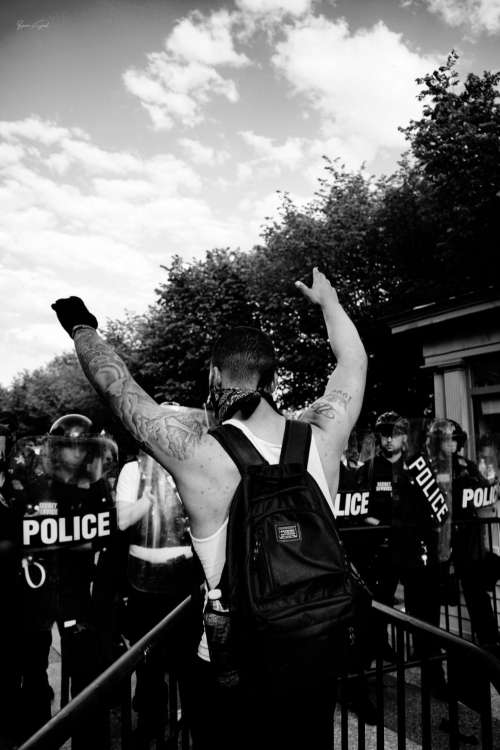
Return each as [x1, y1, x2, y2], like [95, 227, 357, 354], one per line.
[279, 419, 311, 467]
[209, 424, 268, 474]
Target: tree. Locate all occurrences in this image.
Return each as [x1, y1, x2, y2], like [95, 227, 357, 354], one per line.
[135, 249, 259, 406]
[0, 353, 112, 437]
[253, 161, 398, 408]
[400, 51, 500, 295]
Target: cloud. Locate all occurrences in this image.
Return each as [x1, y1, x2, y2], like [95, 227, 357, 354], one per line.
[124, 57, 240, 130]
[123, 10, 249, 130]
[271, 16, 439, 168]
[0, 117, 256, 385]
[237, 162, 254, 182]
[166, 9, 249, 66]
[421, 0, 500, 35]
[178, 138, 230, 165]
[0, 142, 25, 166]
[0, 117, 81, 146]
[239, 130, 306, 169]
[236, 0, 314, 17]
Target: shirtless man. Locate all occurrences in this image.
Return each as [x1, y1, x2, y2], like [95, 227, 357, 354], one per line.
[52, 267, 367, 750]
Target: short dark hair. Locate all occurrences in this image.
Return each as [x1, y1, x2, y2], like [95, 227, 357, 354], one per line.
[211, 326, 277, 389]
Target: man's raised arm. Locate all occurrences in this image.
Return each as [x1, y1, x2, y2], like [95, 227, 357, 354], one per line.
[51, 297, 207, 468]
[296, 269, 367, 447]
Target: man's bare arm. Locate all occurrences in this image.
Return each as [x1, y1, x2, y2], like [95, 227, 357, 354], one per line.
[296, 269, 367, 443]
[302, 387, 353, 423]
[74, 327, 207, 464]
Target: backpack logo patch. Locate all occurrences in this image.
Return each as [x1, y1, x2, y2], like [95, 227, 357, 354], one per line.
[275, 522, 301, 543]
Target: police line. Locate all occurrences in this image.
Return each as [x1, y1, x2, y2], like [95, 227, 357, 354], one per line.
[334, 456, 496, 521]
[22, 509, 117, 549]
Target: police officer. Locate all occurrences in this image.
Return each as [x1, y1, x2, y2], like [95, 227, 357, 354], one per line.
[356, 413, 411, 617]
[116, 446, 195, 747]
[356, 412, 446, 693]
[336, 430, 377, 724]
[8, 414, 117, 746]
[0, 420, 20, 746]
[336, 430, 370, 537]
[426, 418, 500, 652]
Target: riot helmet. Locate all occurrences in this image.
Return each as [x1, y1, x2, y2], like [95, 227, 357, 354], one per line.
[46, 414, 94, 479]
[426, 417, 467, 456]
[375, 411, 409, 436]
[49, 413, 93, 438]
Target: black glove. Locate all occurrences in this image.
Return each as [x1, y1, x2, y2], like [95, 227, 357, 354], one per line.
[51, 296, 98, 338]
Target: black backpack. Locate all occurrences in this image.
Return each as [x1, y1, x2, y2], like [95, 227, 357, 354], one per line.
[209, 419, 371, 666]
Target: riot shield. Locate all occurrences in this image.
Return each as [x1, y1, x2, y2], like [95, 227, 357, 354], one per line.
[8, 433, 118, 574]
[120, 451, 193, 593]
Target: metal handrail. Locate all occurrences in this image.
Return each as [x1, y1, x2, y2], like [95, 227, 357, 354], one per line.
[341, 516, 500, 641]
[18, 595, 193, 750]
[20, 594, 500, 750]
[373, 600, 500, 690]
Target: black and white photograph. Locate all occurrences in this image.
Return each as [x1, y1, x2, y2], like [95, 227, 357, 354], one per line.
[1, 0, 499, 748]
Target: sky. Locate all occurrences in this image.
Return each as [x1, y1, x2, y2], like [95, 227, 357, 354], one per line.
[1, 0, 499, 386]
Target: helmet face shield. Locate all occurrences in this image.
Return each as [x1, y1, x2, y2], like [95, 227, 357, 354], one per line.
[426, 418, 467, 455]
[7, 434, 118, 553]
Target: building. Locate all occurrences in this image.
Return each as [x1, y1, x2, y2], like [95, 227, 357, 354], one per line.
[388, 288, 500, 462]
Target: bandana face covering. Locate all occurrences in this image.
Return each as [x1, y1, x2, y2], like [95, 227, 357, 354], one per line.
[207, 386, 262, 423]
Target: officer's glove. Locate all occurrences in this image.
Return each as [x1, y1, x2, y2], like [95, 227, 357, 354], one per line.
[51, 296, 98, 338]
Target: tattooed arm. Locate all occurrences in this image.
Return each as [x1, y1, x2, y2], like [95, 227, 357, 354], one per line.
[73, 328, 208, 470]
[295, 269, 367, 447]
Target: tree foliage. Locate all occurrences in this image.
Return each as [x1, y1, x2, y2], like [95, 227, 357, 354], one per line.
[0, 354, 107, 436]
[399, 50, 500, 297]
[136, 249, 259, 406]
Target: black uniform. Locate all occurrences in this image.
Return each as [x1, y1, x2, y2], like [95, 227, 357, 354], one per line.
[0, 489, 20, 744]
[356, 453, 442, 654]
[335, 461, 377, 722]
[335, 460, 371, 561]
[11, 474, 114, 745]
[448, 453, 499, 647]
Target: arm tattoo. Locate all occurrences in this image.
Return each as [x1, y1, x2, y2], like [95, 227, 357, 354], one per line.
[74, 329, 206, 461]
[300, 388, 352, 422]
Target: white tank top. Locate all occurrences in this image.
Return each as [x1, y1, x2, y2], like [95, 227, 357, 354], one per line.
[190, 418, 334, 661]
